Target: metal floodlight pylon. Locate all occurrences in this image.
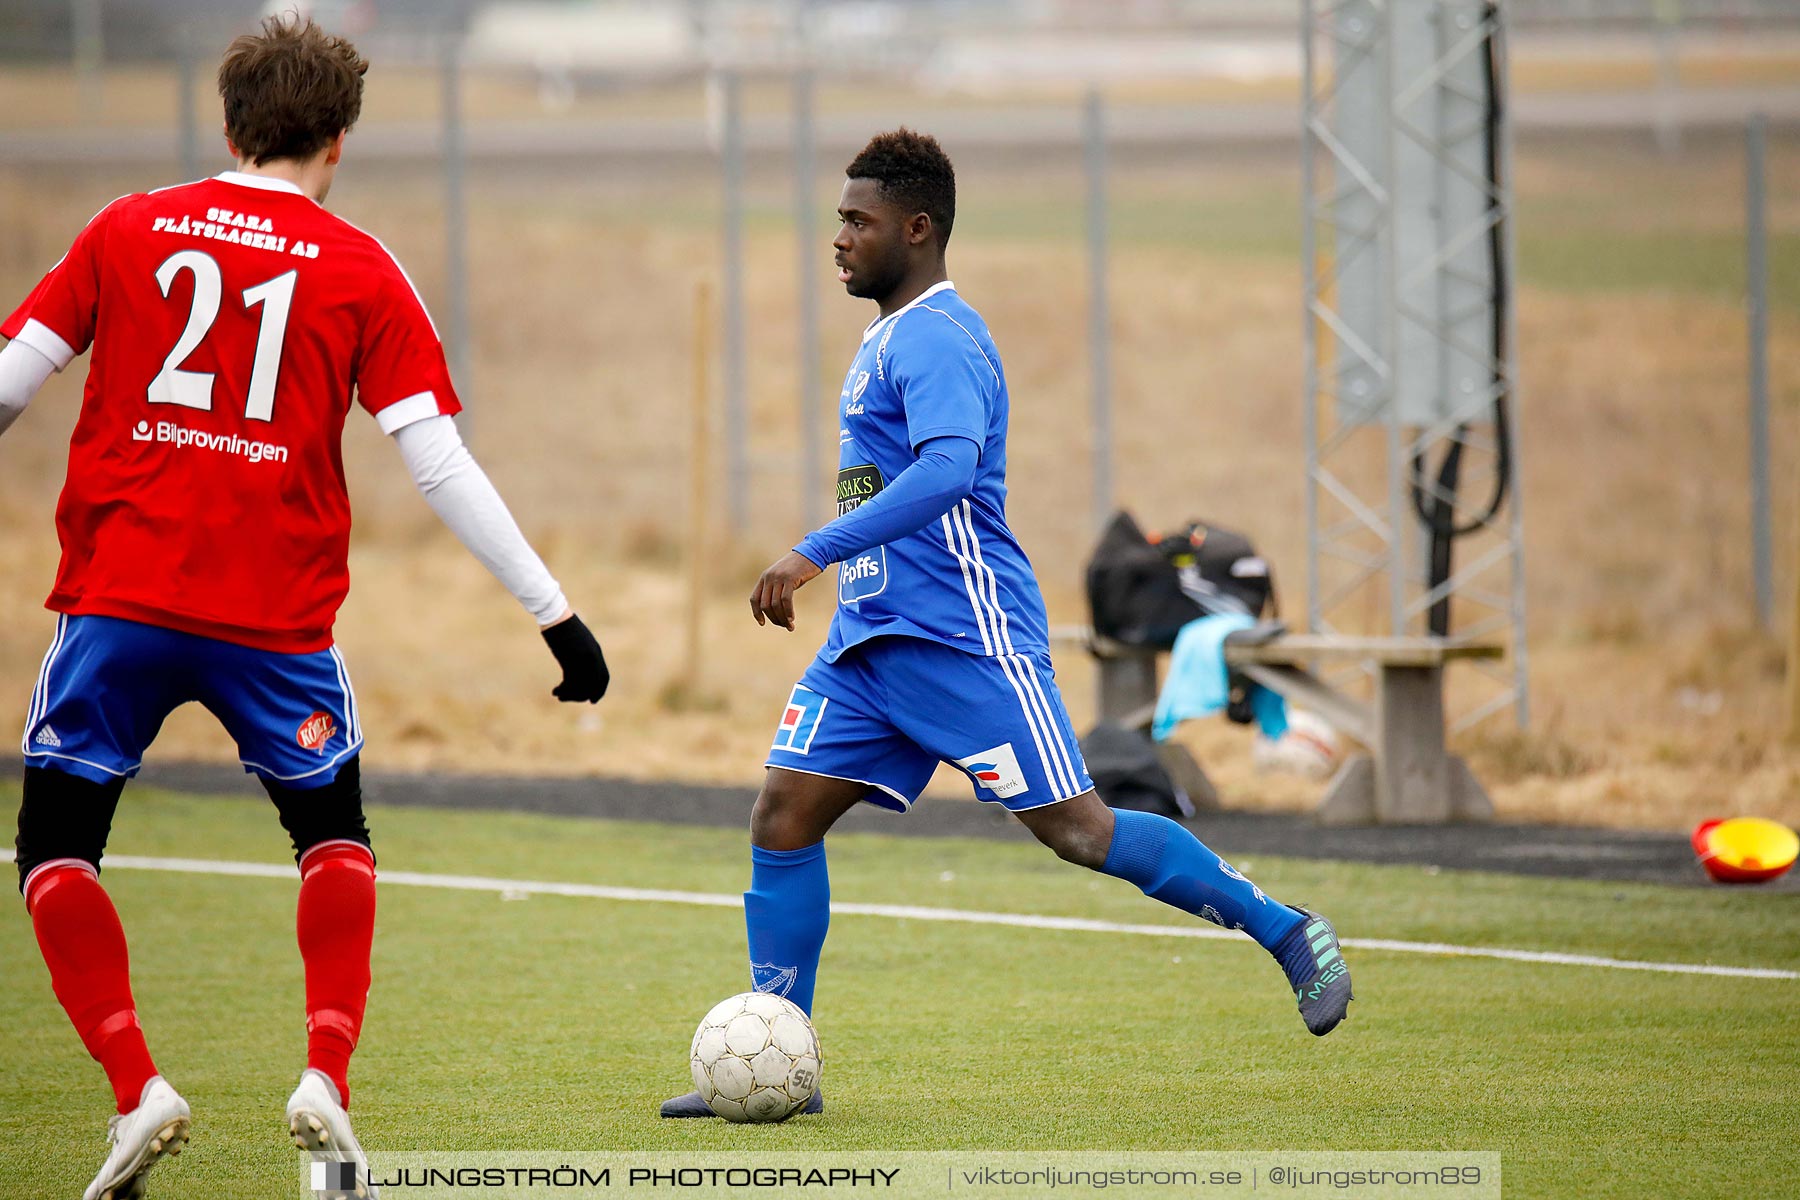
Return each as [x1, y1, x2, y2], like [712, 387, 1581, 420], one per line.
[1300, 0, 1529, 729]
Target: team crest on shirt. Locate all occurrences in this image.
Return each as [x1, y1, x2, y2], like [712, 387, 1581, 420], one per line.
[954, 743, 1029, 800]
[296, 711, 336, 754]
[845, 371, 871, 416]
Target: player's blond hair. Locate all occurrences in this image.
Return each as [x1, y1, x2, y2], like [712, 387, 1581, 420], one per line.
[218, 14, 367, 165]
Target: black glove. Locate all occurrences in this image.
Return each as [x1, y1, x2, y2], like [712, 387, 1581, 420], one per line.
[542, 613, 610, 703]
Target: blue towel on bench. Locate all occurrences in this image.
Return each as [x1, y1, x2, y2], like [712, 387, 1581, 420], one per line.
[1153, 614, 1289, 742]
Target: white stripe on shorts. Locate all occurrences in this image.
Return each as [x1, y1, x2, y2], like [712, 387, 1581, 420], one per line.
[1009, 652, 1079, 797]
[1015, 653, 1083, 797]
[946, 504, 1081, 798]
[957, 503, 1016, 656]
[993, 651, 1067, 800]
[941, 512, 996, 656]
[954, 503, 1081, 794]
[329, 646, 362, 745]
[23, 614, 68, 754]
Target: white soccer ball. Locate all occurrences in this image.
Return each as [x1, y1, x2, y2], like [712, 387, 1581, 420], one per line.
[689, 992, 822, 1123]
[1252, 707, 1341, 779]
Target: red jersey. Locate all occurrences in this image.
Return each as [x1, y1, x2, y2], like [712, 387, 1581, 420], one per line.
[3, 172, 460, 652]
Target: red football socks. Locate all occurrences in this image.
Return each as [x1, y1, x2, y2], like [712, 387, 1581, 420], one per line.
[25, 861, 158, 1114]
[296, 840, 376, 1108]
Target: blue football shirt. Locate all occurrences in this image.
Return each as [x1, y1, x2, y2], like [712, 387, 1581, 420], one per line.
[818, 282, 1050, 664]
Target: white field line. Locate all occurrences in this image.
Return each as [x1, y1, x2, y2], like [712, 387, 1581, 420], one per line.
[6, 850, 1793, 981]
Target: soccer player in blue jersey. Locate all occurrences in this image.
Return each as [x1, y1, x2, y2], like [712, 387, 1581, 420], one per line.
[661, 129, 1351, 1118]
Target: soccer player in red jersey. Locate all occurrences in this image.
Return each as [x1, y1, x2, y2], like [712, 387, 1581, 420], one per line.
[0, 17, 607, 1199]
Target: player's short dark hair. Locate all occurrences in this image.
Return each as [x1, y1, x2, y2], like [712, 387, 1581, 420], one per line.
[845, 128, 956, 248]
[217, 14, 368, 165]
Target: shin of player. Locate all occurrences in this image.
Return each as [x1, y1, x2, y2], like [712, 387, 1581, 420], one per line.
[267, 761, 379, 1110]
[19, 771, 156, 1117]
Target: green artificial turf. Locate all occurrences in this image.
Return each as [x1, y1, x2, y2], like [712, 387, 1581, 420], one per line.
[1, 788, 1794, 1198]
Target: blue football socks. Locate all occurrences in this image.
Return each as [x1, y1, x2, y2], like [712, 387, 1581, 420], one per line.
[1100, 808, 1305, 949]
[744, 841, 830, 1015]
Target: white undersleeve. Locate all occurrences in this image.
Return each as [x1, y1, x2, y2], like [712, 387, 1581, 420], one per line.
[0, 339, 57, 439]
[391, 414, 568, 625]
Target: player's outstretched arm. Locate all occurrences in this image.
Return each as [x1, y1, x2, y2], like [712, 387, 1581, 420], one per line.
[749, 434, 979, 631]
[391, 414, 609, 702]
[0, 339, 58, 440]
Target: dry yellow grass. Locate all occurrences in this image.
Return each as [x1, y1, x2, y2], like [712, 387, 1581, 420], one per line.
[2, 40, 1796, 133]
[0, 128, 1796, 835]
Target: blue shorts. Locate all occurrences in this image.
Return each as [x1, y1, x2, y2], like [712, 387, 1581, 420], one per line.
[22, 614, 364, 788]
[766, 636, 1093, 813]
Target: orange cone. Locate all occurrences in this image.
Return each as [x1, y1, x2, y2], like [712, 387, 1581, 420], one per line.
[1691, 817, 1799, 884]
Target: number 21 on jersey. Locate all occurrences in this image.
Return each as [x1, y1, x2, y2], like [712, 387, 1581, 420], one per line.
[149, 249, 295, 422]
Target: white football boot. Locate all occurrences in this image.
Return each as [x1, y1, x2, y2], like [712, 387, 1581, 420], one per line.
[286, 1069, 377, 1199]
[83, 1076, 191, 1200]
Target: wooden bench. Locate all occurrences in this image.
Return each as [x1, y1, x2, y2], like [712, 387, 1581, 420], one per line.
[1053, 626, 1502, 825]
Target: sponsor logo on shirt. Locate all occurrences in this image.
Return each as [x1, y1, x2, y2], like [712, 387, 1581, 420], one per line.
[840, 555, 882, 584]
[151, 209, 320, 259]
[296, 711, 336, 754]
[836, 464, 883, 517]
[131, 420, 289, 464]
[837, 544, 889, 602]
[953, 742, 1030, 800]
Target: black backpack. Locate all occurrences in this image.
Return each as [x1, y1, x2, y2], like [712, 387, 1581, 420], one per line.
[1078, 721, 1194, 818]
[1086, 511, 1275, 648]
[1085, 511, 1277, 726]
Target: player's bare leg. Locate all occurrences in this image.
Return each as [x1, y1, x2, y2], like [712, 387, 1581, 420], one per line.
[659, 768, 863, 1117]
[1012, 788, 1116, 867]
[750, 766, 869, 851]
[1016, 790, 1353, 1036]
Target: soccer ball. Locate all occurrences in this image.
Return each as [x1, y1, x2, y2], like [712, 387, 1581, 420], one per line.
[689, 992, 822, 1122]
[1252, 707, 1341, 779]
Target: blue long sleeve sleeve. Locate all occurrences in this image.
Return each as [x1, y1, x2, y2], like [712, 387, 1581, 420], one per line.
[794, 435, 980, 567]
